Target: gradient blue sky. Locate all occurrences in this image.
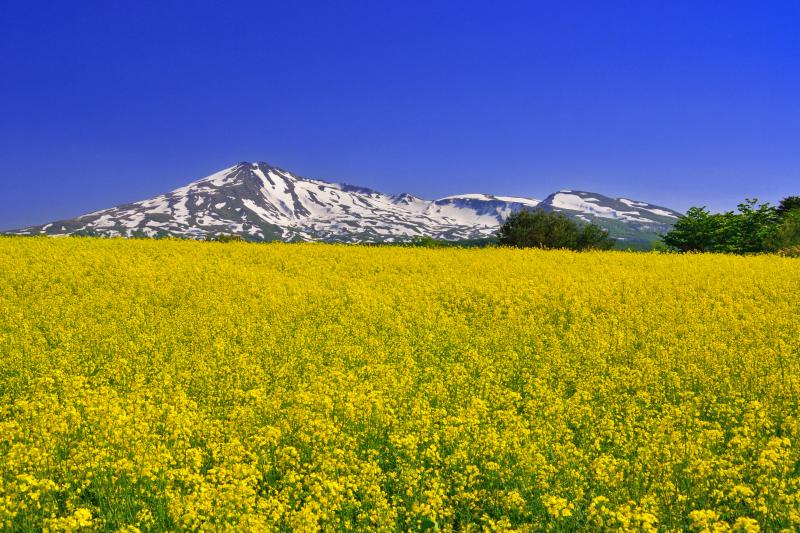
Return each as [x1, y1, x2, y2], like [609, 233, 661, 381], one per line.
[1, 1, 798, 230]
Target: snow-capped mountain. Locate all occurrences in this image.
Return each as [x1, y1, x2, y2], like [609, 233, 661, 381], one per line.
[539, 190, 682, 241]
[7, 162, 681, 243]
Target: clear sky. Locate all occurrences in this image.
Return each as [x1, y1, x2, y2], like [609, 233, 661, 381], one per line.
[1, 1, 798, 230]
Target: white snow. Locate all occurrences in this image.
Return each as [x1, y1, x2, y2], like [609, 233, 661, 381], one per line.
[640, 207, 678, 218]
[391, 194, 430, 213]
[620, 198, 648, 207]
[438, 193, 493, 201]
[200, 165, 239, 186]
[121, 213, 145, 228]
[551, 193, 595, 211]
[93, 215, 116, 228]
[172, 196, 190, 223]
[425, 202, 501, 226]
[139, 196, 171, 214]
[242, 198, 276, 223]
[495, 196, 541, 206]
[251, 169, 297, 218]
[620, 199, 678, 218]
[551, 193, 651, 222]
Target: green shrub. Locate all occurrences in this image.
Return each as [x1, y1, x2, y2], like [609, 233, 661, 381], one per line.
[497, 209, 615, 251]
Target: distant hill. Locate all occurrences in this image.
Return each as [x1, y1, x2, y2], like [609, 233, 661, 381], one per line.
[538, 190, 682, 246]
[6, 162, 681, 244]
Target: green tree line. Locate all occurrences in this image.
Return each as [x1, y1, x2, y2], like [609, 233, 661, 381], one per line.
[661, 196, 800, 255]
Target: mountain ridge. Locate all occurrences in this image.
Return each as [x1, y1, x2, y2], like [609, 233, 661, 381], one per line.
[5, 162, 682, 243]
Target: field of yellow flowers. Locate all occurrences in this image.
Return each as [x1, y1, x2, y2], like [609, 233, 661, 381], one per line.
[1, 237, 799, 531]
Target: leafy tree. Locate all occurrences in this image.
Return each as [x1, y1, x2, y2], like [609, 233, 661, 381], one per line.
[497, 209, 614, 250]
[726, 199, 779, 254]
[660, 207, 722, 252]
[576, 222, 616, 250]
[662, 199, 783, 254]
[777, 196, 800, 216]
[409, 235, 445, 248]
[772, 210, 800, 250]
[208, 234, 244, 243]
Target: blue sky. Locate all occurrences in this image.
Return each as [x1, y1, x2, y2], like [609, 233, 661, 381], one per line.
[1, 0, 798, 230]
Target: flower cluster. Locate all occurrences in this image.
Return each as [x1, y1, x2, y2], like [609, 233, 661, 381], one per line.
[1, 238, 799, 530]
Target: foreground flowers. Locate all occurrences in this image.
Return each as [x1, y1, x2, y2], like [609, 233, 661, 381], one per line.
[1, 238, 799, 531]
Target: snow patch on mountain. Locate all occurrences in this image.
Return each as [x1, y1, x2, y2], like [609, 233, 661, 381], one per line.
[550, 193, 651, 222]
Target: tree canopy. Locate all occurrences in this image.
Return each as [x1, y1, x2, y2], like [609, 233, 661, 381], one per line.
[661, 197, 800, 254]
[498, 209, 615, 251]
[777, 196, 800, 216]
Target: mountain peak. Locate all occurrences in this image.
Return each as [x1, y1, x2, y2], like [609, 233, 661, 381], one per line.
[5, 163, 682, 244]
[539, 190, 681, 240]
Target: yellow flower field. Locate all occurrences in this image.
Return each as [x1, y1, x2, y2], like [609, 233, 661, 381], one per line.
[1, 237, 799, 531]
